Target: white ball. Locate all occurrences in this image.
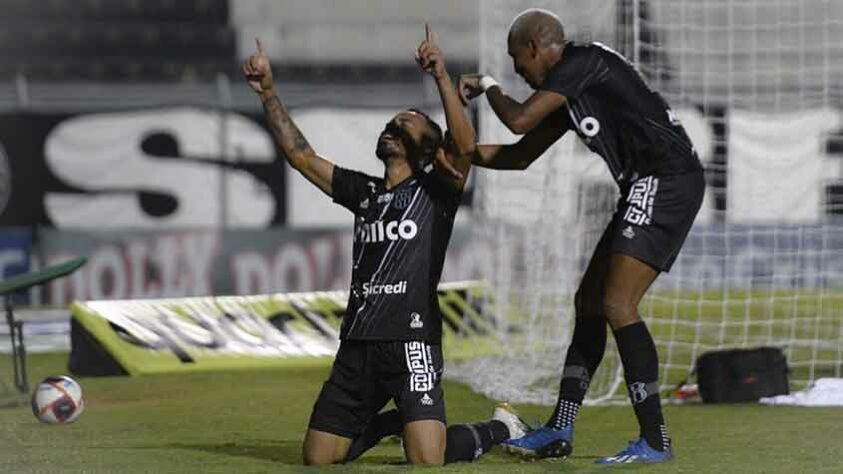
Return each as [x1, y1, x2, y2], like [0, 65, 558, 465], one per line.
[31, 376, 84, 424]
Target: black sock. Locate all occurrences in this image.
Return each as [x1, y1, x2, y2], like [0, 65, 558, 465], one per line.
[444, 420, 509, 464]
[344, 409, 403, 462]
[613, 321, 669, 451]
[547, 316, 607, 430]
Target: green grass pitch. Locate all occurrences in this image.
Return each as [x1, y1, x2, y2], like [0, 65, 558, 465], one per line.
[2, 353, 842, 473]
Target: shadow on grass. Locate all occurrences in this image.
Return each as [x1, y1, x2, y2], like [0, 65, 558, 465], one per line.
[150, 440, 405, 467]
[158, 440, 302, 464]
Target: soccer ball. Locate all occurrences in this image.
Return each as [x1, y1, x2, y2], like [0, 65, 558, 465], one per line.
[31, 376, 84, 424]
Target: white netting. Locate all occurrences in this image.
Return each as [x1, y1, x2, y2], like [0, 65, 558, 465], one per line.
[448, 0, 843, 405]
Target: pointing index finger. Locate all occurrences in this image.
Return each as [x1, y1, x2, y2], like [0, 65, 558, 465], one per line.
[255, 38, 265, 54]
[425, 22, 432, 44]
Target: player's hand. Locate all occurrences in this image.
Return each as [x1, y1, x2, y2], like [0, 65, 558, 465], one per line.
[433, 147, 465, 181]
[242, 38, 274, 95]
[415, 23, 447, 81]
[458, 74, 484, 106]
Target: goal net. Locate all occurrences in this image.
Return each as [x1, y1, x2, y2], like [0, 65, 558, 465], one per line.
[447, 0, 843, 405]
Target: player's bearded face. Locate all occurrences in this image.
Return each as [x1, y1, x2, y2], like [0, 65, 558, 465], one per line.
[376, 115, 431, 168]
[376, 120, 411, 162]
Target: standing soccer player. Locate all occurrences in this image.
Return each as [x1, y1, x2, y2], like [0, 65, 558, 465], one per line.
[451, 9, 705, 464]
[242, 29, 527, 466]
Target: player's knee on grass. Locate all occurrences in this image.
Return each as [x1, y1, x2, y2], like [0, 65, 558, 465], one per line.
[302, 429, 352, 465]
[403, 420, 446, 465]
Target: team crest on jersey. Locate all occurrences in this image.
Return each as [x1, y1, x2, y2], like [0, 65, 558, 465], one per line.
[394, 189, 414, 210]
[359, 198, 369, 210]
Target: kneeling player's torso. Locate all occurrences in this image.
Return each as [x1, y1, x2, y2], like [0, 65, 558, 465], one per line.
[343, 175, 454, 343]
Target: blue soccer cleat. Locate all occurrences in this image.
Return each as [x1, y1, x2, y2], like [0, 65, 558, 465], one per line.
[502, 424, 574, 459]
[595, 437, 674, 464]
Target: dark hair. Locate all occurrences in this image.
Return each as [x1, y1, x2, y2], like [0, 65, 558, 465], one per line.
[406, 108, 443, 167]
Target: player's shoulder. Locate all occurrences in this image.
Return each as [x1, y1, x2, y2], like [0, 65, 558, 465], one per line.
[563, 41, 626, 63]
[560, 42, 598, 62]
[417, 165, 443, 191]
[546, 42, 600, 78]
[587, 41, 635, 67]
[418, 165, 462, 201]
[564, 41, 594, 55]
[336, 165, 382, 189]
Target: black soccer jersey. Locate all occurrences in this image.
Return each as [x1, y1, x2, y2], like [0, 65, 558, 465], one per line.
[539, 42, 703, 186]
[331, 165, 461, 343]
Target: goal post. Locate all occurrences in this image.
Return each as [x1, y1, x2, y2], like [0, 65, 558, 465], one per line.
[448, 0, 843, 405]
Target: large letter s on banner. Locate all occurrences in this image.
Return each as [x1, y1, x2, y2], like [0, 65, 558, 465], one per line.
[45, 107, 275, 229]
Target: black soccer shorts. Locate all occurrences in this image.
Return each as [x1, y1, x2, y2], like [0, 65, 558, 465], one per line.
[610, 170, 705, 272]
[307, 340, 446, 439]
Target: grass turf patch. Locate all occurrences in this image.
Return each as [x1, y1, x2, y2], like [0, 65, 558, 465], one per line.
[1, 353, 842, 473]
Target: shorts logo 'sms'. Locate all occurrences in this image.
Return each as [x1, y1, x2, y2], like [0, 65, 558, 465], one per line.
[356, 219, 418, 243]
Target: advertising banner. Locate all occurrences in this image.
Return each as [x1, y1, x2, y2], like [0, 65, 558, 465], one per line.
[0, 107, 470, 229]
[0, 108, 286, 228]
[69, 282, 500, 376]
[36, 226, 496, 305]
[0, 229, 32, 280]
[0, 229, 33, 304]
[1, 106, 842, 229]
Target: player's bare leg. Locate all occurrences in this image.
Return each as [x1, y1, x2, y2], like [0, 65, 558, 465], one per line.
[402, 419, 446, 465]
[596, 254, 673, 463]
[345, 405, 525, 464]
[603, 254, 658, 330]
[302, 428, 353, 465]
[556, 233, 614, 420]
[503, 227, 613, 458]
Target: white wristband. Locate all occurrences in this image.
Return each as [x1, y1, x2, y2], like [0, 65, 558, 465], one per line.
[479, 76, 500, 92]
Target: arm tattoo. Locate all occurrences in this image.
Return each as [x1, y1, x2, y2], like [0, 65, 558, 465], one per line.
[262, 94, 314, 157]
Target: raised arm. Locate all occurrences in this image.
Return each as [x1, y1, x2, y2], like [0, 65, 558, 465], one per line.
[416, 24, 473, 190]
[459, 75, 566, 135]
[242, 39, 335, 196]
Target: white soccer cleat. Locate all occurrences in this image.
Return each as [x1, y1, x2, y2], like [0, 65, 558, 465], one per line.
[492, 402, 531, 440]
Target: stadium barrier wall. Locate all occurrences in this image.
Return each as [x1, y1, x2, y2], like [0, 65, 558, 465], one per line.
[1, 221, 842, 311]
[33, 227, 488, 306]
[68, 282, 500, 376]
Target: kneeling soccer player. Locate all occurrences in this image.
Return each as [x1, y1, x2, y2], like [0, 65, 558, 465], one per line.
[242, 27, 527, 466]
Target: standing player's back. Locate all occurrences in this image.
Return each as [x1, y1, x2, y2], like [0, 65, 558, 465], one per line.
[541, 42, 702, 183]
